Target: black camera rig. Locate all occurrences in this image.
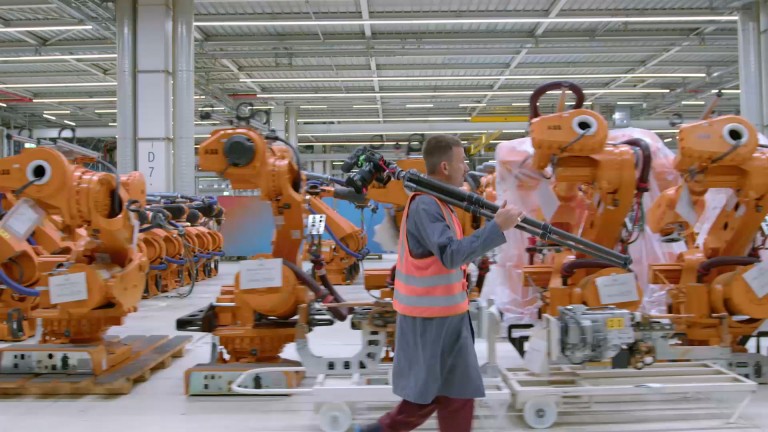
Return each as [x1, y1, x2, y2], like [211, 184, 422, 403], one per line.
[339, 146, 632, 269]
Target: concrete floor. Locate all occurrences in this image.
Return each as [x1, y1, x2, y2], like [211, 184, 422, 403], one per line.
[1, 260, 767, 432]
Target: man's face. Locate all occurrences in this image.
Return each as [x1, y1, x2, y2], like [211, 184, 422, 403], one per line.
[444, 146, 469, 187]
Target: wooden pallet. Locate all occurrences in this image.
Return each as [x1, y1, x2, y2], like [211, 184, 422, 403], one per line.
[0, 334, 192, 395]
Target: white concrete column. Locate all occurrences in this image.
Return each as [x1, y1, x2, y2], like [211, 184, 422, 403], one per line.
[115, 0, 135, 174]
[136, 0, 173, 192]
[287, 105, 298, 145]
[739, 4, 764, 129]
[172, 0, 195, 195]
[270, 104, 287, 138]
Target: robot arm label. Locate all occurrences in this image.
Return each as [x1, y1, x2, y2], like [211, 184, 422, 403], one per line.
[742, 261, 768, 298]
[239, 259, 284, 290]
[0, 198, 45, 240]
[594, 273, 640, 304]
[48, 272, 88, 304]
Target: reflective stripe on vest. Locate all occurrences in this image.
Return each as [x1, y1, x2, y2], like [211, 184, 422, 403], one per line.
[393, 192, 469, 318]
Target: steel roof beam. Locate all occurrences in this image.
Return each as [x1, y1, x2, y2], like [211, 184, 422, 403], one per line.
[200, 32, 737, 46]
[194, 10, 740, 23]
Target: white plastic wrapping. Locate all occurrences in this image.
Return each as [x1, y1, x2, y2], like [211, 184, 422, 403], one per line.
[483, 129, 693, 322]
[608, 128, 687, 314]
[481, 138, 556, 324]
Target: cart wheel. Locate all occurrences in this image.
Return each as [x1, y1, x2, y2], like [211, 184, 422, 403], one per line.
[318, 402, 352, 432]
[523, 398, 557, 429]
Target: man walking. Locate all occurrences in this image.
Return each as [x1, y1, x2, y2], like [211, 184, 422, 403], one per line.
[355, 134, 524, 432]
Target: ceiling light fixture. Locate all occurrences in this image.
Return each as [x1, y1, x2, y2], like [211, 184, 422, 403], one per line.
[95, 109, 117, 113]
[43, 114, 56, 120]
[682, 101, 706, 105]
[196, 16, 737, 27]
[460, 103, 487, 107]
[241, 73, 706, 83]
[711, 89, 740, 93]
[43, 110, 71, 114]
[33, 97, 117, 102]
[0, 54, 117, 62]
[109, 122, 117, 126]
[0, 82, 116, 88]
[63, 120, 76, 126]
[255, 89, 669, 98]
[0, 25, 92, 32]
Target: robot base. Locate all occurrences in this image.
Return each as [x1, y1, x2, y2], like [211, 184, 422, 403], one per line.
[185, 360, 305, 395]
[0, 335, 191, 395]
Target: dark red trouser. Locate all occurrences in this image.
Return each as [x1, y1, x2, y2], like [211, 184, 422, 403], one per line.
[377, 396, 474, 432]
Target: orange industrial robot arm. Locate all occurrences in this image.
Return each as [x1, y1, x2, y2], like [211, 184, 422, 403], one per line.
[193, 126, 348, 363]
[199, 128, 304, 263]
[525, 81, 651, 314]
[305, 184, 369, 284]
[646, 102, 768, 349]
[0, 147, 148, 343]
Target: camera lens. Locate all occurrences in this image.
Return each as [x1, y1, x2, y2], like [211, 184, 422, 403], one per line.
[345, 175, 364, 194]
[341, 157, 357, 173]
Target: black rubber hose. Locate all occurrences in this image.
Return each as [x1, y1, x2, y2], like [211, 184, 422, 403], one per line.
[561, 259, 616, 285]
[617, 138, 652, 193]
[697, 256, 760, 282]
[186, 209, 202, 225]
[475, 257, 491, 292]
[529, 81, 585, 120]
[282, 259, 349, 322]
[311, 257, 351, 321]
[160, 204, 187, 220]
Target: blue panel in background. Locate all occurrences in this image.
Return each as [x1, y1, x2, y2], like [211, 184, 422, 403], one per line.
[218, 196, 276, 256]
[218, 196, 395, 256]
[320, 197, 394, 254]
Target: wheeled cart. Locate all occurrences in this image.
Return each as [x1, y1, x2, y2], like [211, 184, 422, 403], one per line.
[502, 361, 757, 429]
[230, 364, 511, 432]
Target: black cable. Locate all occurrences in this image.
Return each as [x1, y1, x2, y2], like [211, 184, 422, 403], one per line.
[13, 177, 42, 197]
[93, 159, 122, 219]
[266, 131, 302, 168]
[685, 142, 742, 181]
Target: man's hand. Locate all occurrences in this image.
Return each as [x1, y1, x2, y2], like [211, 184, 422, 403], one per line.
[495, 200, 524, 231]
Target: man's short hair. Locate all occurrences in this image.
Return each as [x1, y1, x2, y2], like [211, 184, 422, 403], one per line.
[423, 134, 464, 175]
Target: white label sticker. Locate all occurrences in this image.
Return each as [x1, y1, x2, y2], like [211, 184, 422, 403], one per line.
[595, 272, 640, 305]
[307, 214, 327, 235]
[675, 184, 698, 227]
[48, 272, 88, 304]
[0, 198, 44, 240]
[523, 326, 550, 374]
[240, 259, 283, 290]
[743, 261, 768, 299]
[694, 189, 730, 248]
[130, 213, 140, 249]
[535, 182, 558, 221]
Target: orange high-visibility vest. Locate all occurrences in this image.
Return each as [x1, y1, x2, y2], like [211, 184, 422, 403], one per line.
[393, 192, 469, 318]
